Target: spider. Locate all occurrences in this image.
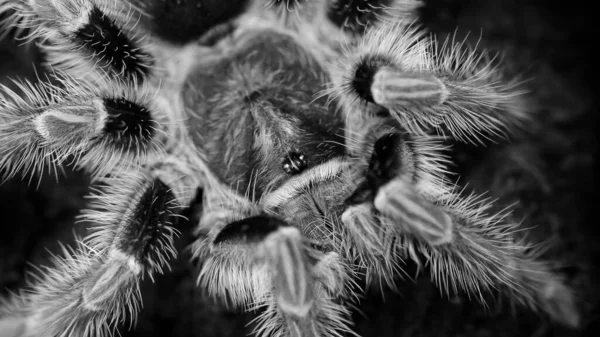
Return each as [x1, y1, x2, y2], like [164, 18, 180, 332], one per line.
[0, 0, 581, 336]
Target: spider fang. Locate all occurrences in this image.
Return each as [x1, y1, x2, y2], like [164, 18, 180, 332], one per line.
[345, 131, 414, 205]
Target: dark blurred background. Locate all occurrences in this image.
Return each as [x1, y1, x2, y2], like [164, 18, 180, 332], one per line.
[1, 0, 598, 336]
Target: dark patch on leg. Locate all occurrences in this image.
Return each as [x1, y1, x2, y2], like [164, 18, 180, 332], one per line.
[74, 6, 153, 80]
[213, 215, 289, 245]
[269, 0, 302, 10]
[102, 98, 156, 151]
[345, 132, 411, 205]
[351, 55, 389, 103]
[327, 0, 395, 34]
[115, 180, 177, 268]
[136, 0, 250, 44]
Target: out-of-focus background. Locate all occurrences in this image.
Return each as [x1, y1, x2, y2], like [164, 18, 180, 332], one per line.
[1, 0, 597, 336]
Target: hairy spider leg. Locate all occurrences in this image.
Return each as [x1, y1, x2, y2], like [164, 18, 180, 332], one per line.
[0, 0, 155, 84]
[0, 76, 165, 182]
[342, 125, 580, 328]
[259, 0, 420, 33]
[329, 20, 528, 144]
[0, 172, 181, 337]
[192, 183, 355, 337]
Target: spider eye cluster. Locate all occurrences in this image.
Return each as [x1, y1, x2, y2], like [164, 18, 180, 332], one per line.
[282, 151, 307, 175]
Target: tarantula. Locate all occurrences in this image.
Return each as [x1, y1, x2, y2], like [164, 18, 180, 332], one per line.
[0, 0, 581, 336]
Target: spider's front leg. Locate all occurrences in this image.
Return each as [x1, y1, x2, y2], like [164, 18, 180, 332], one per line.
[331, 20, 526, 143]
[0, 171, 181, 337]
[192, 189, 353, 337]
[341, 125, 580, 328]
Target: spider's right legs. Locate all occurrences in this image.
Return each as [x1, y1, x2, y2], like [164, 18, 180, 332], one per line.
[0, 171, 180, 337]
[328, 18, 526, 144]
[341, 124, 580, 328]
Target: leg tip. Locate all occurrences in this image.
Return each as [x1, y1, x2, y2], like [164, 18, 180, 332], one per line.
[541, 281, 581, 328]
[0, 316, 28, 337]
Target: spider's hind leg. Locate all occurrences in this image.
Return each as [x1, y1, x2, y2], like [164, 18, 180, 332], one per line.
[0, 171, 181, 337]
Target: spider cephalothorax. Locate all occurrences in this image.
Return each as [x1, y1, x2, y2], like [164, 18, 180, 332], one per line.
[0, 0, 580, 336]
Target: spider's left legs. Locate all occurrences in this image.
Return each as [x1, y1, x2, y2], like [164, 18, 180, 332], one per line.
[0, 171, 181, 337]
[193, 193, 353, 337]
[330, 20, 526, 143]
